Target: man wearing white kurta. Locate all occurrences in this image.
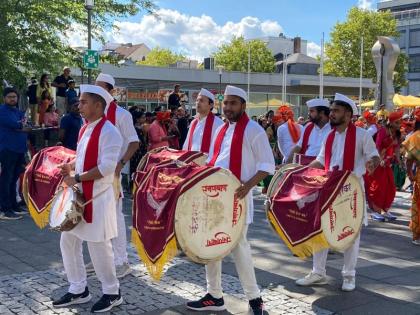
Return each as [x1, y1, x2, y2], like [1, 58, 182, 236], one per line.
[53, 85, 123, 313]
[296, 93, 379, 292]
[187, 86, 275, 315]
[286, 98, 331, 163]
[94, 73, 139, 278]
[182, 88, 223, 154]
[277, 114, 303, 163]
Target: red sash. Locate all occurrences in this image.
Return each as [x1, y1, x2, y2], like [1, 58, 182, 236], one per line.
[325, 123, 356, 172]
[300, 122, 315, 154]
[106, 100, 117, 126]
[208, 113, 249, 180]
[187, 113, 215, 153]
[77, 116, 107, 223]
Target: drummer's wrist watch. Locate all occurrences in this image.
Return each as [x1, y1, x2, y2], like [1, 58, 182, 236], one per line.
[74, 173, 81, 183]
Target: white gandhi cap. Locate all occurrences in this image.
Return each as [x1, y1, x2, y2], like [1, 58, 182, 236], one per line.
[96, 73, 115, 87]
[80, 84, 113, 106]
[306, 98, 330, 108]
[224, 85, 247, 103]
[334, 93, 358, 115]
[198, 88, 215, 103]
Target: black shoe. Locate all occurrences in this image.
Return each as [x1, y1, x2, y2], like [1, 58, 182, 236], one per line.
[52, 287, 91, 308]
[249, 297, 268, 315]
[91, 290, 123, 313]
[0, 211, 22, 220]
[186, 293, 226, 311]
[13, 206, 27, 215]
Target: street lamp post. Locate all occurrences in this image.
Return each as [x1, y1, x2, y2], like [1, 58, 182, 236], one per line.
[217, 65, 224, 114]
[85, 0, 94, 83]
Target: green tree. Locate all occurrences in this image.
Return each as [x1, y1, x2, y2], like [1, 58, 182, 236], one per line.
[138, 47, 186, 67]
[213, 37, 275, 73]
[0, 0, 155, 87]
[324, 7, 408, 92]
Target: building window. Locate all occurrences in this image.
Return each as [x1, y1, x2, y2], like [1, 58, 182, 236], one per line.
[409, 29, 420, 47]
[397, 31, 406, 48]
[409, 54, 420, 73]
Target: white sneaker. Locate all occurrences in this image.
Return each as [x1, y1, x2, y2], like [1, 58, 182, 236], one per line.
[116, 262, 131, 278]
[342, 276, 356, 291]
[85, 262, 95, 273]
[412, 239, 420, 246]
[295, 272, 327, 286]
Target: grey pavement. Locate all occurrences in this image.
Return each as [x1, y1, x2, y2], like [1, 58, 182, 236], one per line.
[0, 189, 419, 314]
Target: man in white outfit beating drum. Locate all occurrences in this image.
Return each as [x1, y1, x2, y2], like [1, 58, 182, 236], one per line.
[295, 93, 380, 292]
[53, 85, 123, 313]
[182, 88, 224, 154]
[186, 85, 275, 314]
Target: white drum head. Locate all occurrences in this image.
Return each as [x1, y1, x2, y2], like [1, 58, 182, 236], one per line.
[175, 168, 247, 264]
[49, 187, 75, 229]
[267, 164, 300, 199]
[321, 174, 364, 251]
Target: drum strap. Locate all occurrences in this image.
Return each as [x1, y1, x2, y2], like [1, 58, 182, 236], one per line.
[208, 112, 249, 180]
[300, 122, 315, 154]
[187, 113, 215, 153]
[106, 100, 117, 126]
[325, 123, 356, 171]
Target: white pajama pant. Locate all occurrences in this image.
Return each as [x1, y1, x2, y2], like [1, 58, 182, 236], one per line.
[313, 232, 361, 278]
[60, 232, 119, 295]
[205, 225, 260, 300]
[111, 198, 128, 266]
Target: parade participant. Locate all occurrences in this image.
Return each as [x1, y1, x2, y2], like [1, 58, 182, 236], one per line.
[295, 93, 379, 292]
[53, 85, 123, 312]
[376, 104, 389, 122]
[148, 111, 175, 150]
[182, 88, 223, 153]
[403, 109, 420, 245]
[364, 110, 378, 139]
[94, 73, 139, 278]
[286, 98, 331, 163]
[186, 85, 275, 314]
[277, 105, 302, 163]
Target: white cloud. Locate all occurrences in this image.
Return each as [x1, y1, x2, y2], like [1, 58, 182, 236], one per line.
[307, 42, 321, 58]
[105, 9, 283, 60]
[357, 0, 375, 10]
[61, 24, 87, 48]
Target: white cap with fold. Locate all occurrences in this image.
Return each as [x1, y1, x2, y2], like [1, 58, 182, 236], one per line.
[198, 88, 215, 103]
[306, 98, 330, 108]
[79, 84, 113, 106]
[334, 93, 358, 115]
[96, 73, 115, 87]
[224, 85, 247, 103]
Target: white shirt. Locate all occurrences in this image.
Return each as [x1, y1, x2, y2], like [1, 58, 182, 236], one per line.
[367, 124, 378, 138]
[208, 120, 275, 224]
[70, 118, 123, 242]
[182, 114, 224, 153]
[277, 122, 303, 163]
[297, 122, 331, 157]
[105, 103, 139, 161]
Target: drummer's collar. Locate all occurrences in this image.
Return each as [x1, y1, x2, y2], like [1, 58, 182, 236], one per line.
[85, 115, 105, 126]
[336, 123, 350, 133]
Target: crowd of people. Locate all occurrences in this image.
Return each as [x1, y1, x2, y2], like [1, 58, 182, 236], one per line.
[1, 69, 420, 313]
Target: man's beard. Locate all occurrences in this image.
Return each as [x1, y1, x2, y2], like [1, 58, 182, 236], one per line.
[309, 115, 320, 124]
[330, 116, 345, 127]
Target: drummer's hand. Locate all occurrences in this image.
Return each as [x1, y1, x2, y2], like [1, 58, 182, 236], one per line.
[115, 162, 124, 176]
[63, 175, 76, 187]
[58, 163, 72, 176]
[366, 157, 380, 175]
[235, 182, 252, 200]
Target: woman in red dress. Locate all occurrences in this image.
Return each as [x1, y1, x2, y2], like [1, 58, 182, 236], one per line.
[365, 110, 403, 222]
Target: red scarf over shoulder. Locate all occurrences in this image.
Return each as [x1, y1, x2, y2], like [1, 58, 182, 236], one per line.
[106, 100, 117, 126]
[324, 123, 356, 171]
[77, 116, 107, 223]
[187, 112, 215, 153]
[208, 113, 249, 180]
[300, 122, 315, 155]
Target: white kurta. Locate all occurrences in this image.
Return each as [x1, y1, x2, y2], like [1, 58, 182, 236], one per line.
[367, 124, 378, 138]
[277, 122, 303, 163]
[207, 120, 275, 224]
[70, 118, 123, 242]
[297, 122, 331, 156]
[182, 114, 224, 154]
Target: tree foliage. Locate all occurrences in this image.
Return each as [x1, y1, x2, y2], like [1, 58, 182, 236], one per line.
[324, 7, 408, 92]
[137, 47, 186, 67]
[213, 37, 275, 73]
[0, 0, 155, 87]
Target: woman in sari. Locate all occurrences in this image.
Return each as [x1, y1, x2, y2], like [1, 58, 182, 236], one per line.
[402, 110, 420, 245]
[365, 110, 403, 221]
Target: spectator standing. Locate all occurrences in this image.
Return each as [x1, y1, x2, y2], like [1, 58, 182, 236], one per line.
[168, 115, 181, 149]
[26, 77, 38, 125]
[148, 111, 174, 151]
[168, 84, 182, 110]
[38, 90, 53, 125]
[0, 87, 28, 220]
[65, 79, 78, 106]
[36, 74, 53, 124]
[176, 107, 189, 148]
[58, 100, 83, 151]
[43, 104, 59, 146]
[130, 111, 147, 180]
[52, 66, 73, 115]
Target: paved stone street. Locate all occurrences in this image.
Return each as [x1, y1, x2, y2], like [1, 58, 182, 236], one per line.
[0, 189, 419, 314]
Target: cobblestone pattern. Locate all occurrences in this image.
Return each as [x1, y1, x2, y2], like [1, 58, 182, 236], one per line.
[0, 246, 332, 315]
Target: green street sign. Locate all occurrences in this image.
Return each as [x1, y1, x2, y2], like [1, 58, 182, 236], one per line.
[83, 49, 99, 69]
[217, 94, 224, 102]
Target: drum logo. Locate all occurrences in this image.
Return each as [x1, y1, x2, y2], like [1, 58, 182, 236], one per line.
[337, 226, 355, 241]
[202, 184, 228, 197]
[329, 206, 336, 233]
[350, 191, 357, 219]
[157, 173, 183, 186]
[205, 232, 232, 247]
[232, 196, 242, 227]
